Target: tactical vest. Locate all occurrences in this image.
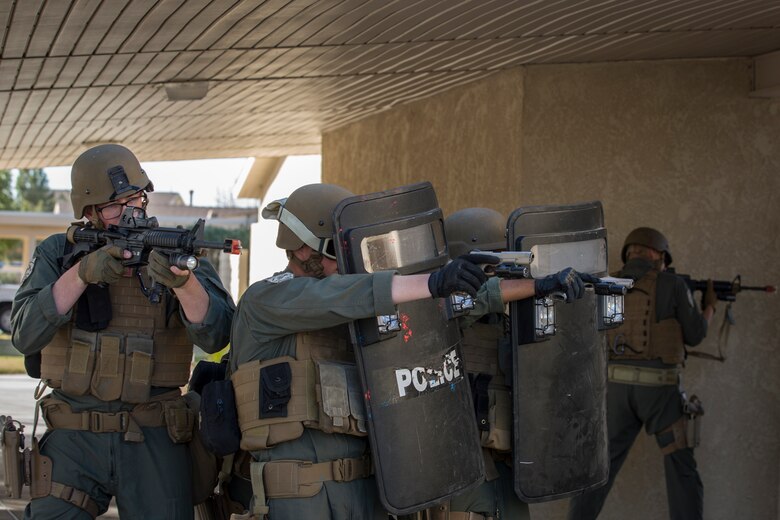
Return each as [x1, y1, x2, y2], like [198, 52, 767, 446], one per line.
[460, 321, 511, 452]
[231, 325, 367, 451]
[40, 273, 193, 403]
[606, 269, 685, 365]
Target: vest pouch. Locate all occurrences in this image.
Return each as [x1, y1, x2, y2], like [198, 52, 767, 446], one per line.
[232, 357, 314, 451]
[260, 362, 292, 418]
[483, 379, 511, 452]
[314, 361, 367, 436]
[163, 397, 195, 444]
[122, 336, 154, 403]
[1, 425, 25, 498]
[200, 379, 241, 456]
[90, 334, 125, 401]
[61, 330, 97, 396]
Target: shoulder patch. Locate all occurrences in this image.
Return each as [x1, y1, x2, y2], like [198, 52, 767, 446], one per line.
[21, 256, 37, 284]
[265, 272, 294, 284]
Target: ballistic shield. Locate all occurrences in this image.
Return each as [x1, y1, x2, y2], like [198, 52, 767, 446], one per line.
[333, 182, 484, 515]
[507, 201, 610, 502]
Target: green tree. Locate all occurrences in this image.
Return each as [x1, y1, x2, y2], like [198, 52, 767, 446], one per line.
[15, 168, 54, 212]
[0, 170, 14, 209]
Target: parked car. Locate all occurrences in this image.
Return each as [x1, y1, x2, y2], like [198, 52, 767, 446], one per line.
[0, 283, 19, 334]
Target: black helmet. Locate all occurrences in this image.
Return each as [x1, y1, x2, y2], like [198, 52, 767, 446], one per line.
[621, 227, 672, 266]
[444, 207, 506, 259]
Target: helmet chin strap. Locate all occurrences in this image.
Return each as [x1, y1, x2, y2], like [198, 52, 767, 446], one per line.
[86, 206, 104, 229]
[289, 251, 326, 279]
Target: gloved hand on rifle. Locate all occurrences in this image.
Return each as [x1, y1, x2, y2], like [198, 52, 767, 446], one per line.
[534, 268, 600, 301]
[702, 279, 717, 312]
[428, 253, 499, 298]
[148, 250, 191, 289]
[78, 245, 128, 285]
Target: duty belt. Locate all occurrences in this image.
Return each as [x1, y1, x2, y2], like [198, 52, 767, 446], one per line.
[607, 364, 680, 386]
[247, 456, 373, 517]
[38, 392, 177, 442]
[262, 456, 372, 498]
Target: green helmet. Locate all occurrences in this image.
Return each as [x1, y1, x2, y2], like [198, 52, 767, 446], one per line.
[262, 184, 354, 253]
[621, 227, 673, 266]
[444, 207, 506, 259]
[70, 144, 153, 219]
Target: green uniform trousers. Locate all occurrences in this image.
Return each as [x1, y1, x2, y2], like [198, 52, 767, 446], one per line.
[24, 427, 192, 520]
[567, 380, 703, 520]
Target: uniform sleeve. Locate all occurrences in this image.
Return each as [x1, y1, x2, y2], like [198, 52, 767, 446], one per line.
[459, 277, 504, 329]
[234, 271, 396, 343]
[11, 235, 73, 355]
[672, 276, 708, 347]
[179, 257, 235, 353]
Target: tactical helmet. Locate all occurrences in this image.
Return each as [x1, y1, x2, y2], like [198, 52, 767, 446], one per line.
[621, 227, 673, 266]
[444, 207, 506, 259]
[70, 144, 153, 218]
[262, 184, 354, 254]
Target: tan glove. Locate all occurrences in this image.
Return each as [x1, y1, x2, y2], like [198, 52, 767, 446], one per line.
[78, 245, 126, 285]
[703, 279, 717, 311]
[148, 250, 190, 289]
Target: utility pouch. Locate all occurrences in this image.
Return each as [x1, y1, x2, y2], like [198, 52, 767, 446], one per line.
[163, 398, 196, 444]
[201, 379, 241, 456]
[484, 381, 512, 452]
[260, 362, 292, 418]
[61, 330, 97, 396]
[1, 417, 25, 499]
[28, 438, 52, 499]
[314, 361, 367, 435]
[183, 392, 219, 505]
[90, 334, 124, 401]
[684, 394, 704, 449]
[232, 357, 313, 450]
[121, 336, 154, 403]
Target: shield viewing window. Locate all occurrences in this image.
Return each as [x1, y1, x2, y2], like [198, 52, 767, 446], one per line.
[359, 221, 446, 272]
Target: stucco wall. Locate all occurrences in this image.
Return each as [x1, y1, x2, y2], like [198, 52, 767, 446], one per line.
[322, 59, 780, 520]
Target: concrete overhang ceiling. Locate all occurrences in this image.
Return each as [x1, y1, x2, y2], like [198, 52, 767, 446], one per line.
[1, 0, 779, 168]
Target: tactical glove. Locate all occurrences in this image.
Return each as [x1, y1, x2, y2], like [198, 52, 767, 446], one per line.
[428, 254, 498, 298]
[534, 268, 599, 301]
[148, 250, 191, 289]
[78, 245, 126, 285]
[702, 279, 717, 311]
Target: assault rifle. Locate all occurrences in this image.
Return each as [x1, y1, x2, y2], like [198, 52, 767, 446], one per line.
[64, 207, 242, 303]
[669, 271, 775, 361]
[674, 273, 776, 302]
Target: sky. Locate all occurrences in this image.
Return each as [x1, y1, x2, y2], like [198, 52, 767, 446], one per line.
[44, 157, 259, 208]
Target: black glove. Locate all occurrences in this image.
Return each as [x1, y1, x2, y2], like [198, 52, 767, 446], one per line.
[428, 254, 498, 298]
[534, 268, 598, 301]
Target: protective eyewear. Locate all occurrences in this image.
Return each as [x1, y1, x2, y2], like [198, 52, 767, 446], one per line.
[96, 192, 148, 219]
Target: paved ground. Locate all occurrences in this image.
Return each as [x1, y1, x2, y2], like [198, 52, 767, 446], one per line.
[0, 375, 118, 519]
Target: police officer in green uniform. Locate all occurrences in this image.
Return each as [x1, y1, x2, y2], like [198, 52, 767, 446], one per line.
[228, 187, 591, 520]
[433, 207, 531, 520]
[228, 184, 490, 520]
[567, 227, 716, 520]
[11, 144, 235, 519]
